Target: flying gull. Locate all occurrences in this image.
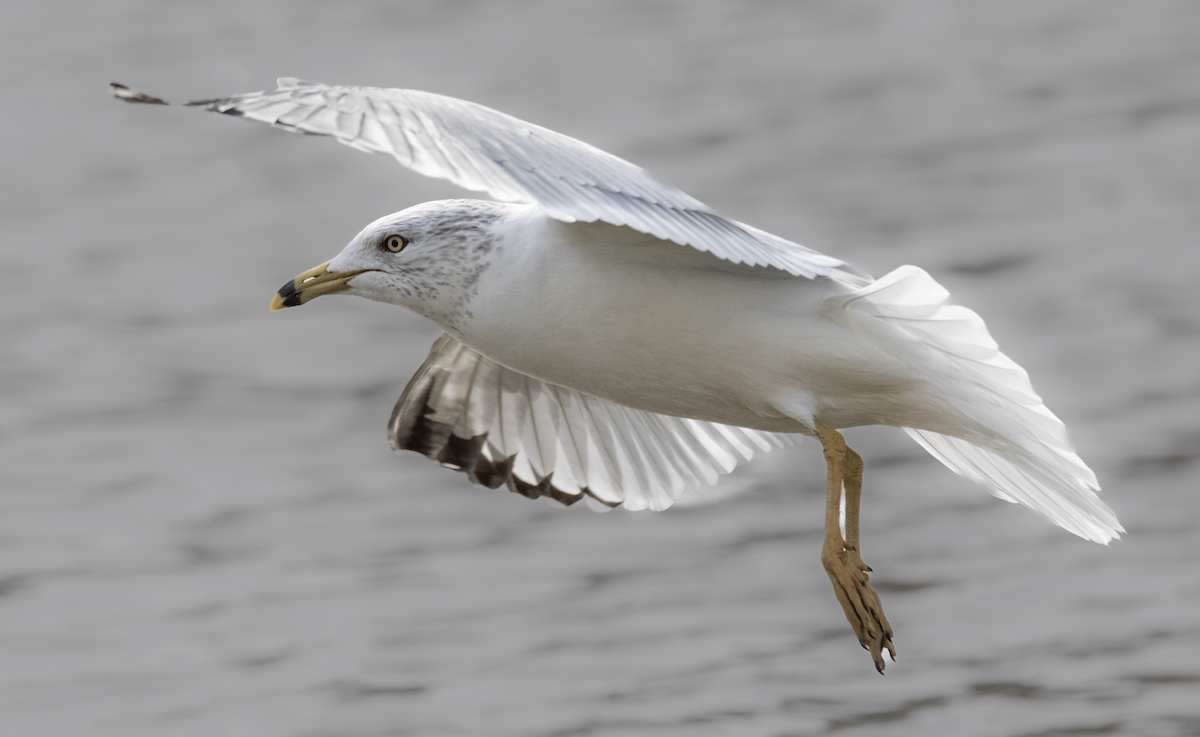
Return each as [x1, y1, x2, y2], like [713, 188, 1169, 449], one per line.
[112, 79, 1122, 673]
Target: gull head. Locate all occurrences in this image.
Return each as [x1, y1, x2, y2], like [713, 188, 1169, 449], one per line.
[270, 199, 512, 324]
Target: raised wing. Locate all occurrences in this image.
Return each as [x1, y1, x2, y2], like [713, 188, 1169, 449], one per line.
[182, 78, 844, 279]
[390, 334, 792, 511]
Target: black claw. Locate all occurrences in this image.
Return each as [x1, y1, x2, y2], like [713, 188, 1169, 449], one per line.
[866, 566, 873, 572]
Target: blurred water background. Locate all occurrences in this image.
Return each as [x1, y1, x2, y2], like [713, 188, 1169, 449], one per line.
[2, 1, 1199, 735]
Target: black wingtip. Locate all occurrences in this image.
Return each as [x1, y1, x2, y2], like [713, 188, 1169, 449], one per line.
[184, 97, 229, 108]
[110, 82, 168, 105]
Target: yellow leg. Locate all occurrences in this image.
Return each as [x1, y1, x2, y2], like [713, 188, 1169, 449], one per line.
[816, 420, 896, 673]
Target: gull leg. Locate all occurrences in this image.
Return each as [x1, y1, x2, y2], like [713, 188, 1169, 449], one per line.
[816, 420, 896, 673]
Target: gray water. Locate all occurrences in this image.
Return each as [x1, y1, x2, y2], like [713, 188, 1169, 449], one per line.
[3, 1, 1199, 735]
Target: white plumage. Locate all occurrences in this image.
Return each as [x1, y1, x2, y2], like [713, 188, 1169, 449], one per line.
[844, 266, 1117, 542]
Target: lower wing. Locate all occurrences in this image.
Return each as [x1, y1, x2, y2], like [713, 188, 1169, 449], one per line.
[390, 334, 792, 511]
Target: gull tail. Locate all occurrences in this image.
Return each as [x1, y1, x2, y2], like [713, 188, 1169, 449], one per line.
[843, 265, 1123, 544]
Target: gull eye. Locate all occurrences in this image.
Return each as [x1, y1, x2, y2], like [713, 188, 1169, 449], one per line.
[384, 234, 407, 253]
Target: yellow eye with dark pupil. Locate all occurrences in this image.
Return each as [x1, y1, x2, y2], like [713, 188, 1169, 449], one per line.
[385, 235, 407, 253]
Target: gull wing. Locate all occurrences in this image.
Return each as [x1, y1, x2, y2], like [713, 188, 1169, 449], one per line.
[390, 334, 791, 511]
[180, 78, 844, 278]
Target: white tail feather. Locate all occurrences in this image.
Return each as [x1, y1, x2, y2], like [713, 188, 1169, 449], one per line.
[849, 266, 1122, 543]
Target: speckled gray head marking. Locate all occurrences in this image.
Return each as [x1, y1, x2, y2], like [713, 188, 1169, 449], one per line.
[385, 201, 504, 321]
[318, 199, 514, 331]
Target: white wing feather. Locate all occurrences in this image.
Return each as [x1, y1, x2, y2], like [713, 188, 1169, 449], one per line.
[389, 334, 791, 511]
[184, 78, 844, 279]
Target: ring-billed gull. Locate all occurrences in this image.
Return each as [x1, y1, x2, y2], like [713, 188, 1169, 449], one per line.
[113, 79, 1122, 673]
